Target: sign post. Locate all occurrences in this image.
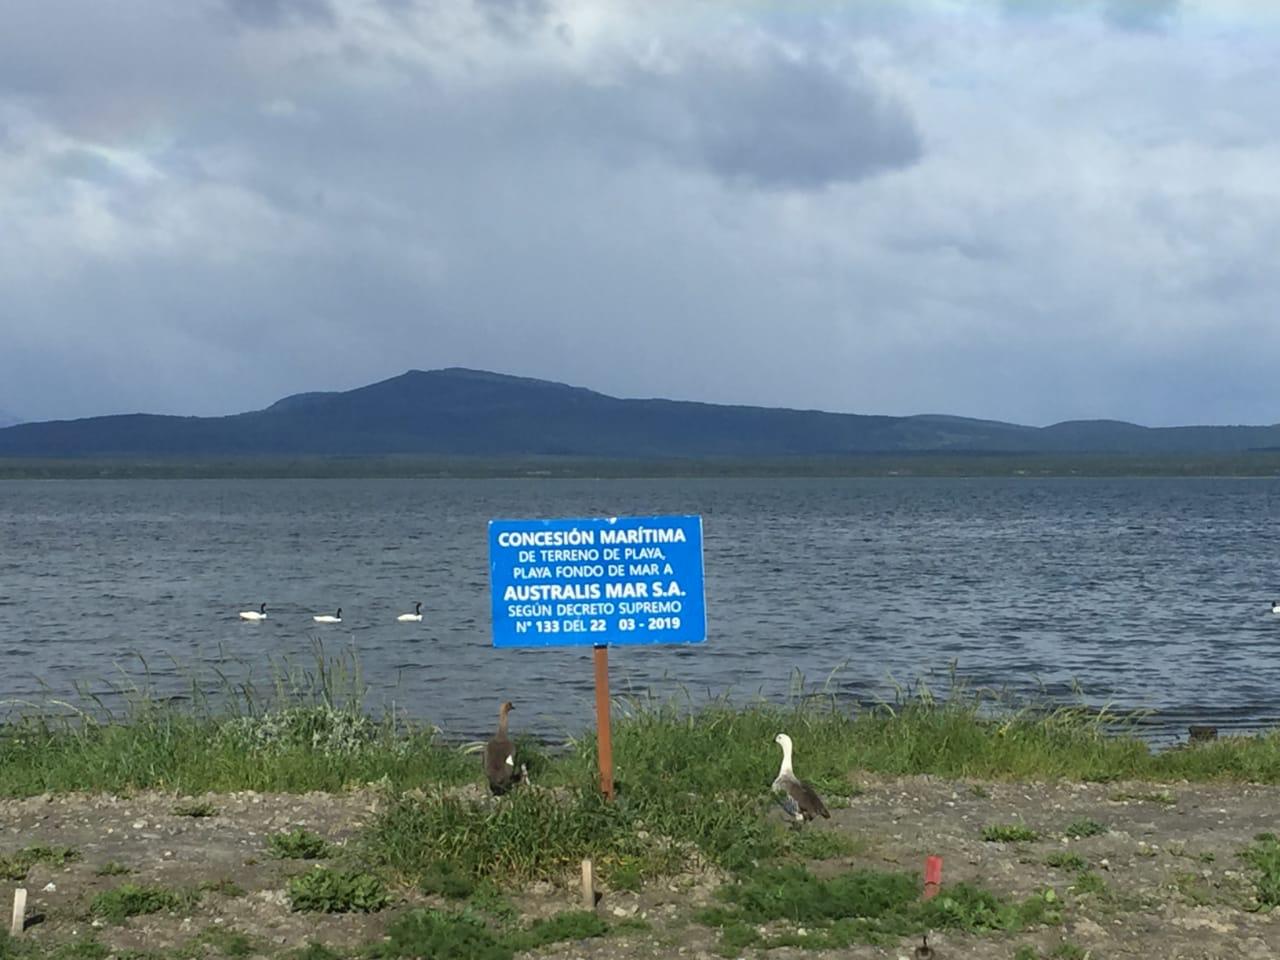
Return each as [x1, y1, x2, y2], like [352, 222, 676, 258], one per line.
[489, 515, 706, 799]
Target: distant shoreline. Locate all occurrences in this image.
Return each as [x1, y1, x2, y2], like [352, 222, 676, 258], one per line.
[2, 452, 1280, 480]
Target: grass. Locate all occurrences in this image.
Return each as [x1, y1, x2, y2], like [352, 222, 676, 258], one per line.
[1044, 852, 1088, 871]
[364, 908, 608, 960]
[288, 867, 388, 913]
[89, 883, 200, 923]
[1062, 818, 1107, 839]
[695, 862, 1060, 952]
[171, 799, 218, 818]
[93, 861, 132, 877]
[268, 828, 332, 860]
[9, 652, 1280, 801]
[1241, 833, 1280, 908]
[983, 824, 1040, 843]
[0, 844, 78, 881]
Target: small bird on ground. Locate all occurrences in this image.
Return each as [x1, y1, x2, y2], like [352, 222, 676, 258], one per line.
[238, 603, 267, 621]
[772, 733, 830, 824]
[914, 934, 934, 960]
[484, 701, 527, 795]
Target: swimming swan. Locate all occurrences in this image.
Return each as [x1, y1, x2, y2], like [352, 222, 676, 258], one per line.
[397, 601, 423, 623]
[239, 603, 267, 621]
[313, 608, 342, 624]
[1273, 601, 1280, 615]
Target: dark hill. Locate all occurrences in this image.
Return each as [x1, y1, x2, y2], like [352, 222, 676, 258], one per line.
[1, 368, 1278, 458]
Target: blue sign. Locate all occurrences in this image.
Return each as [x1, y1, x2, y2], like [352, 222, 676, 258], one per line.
[489, 515, 706, 648]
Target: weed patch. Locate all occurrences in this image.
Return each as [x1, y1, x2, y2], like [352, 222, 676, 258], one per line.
[696, 863, 1059, 952]
[268, 829, 331, 860]
[90, 883, 199, 923]
[172, 799, 218, 818]
[1044, 852, 1087, 871]
[1241, 834, 1280, 908]
[288, 867, 388, 913]
[93, 861, 131, 877]
[0, 844, 78, 881]
[983, 824, 1040, 843]
[1063, 819, 1106, 839]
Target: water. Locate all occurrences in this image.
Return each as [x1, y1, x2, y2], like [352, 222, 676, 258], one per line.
[1, 477, 1277, 742]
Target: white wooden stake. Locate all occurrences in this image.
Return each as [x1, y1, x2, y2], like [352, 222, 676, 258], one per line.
[10, 888, 26, 937]
[580, 858, 595, 910]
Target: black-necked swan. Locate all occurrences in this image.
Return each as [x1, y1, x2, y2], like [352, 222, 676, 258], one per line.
[772, 733, 830, 823]
[313, 608, 342, 624]
[397, 601, 423, 623]
[1272, 601, 1280, 615]
[239, 603, 267, 622]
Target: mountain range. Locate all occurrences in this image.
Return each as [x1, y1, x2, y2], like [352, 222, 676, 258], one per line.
[1, 367, 1278, 459]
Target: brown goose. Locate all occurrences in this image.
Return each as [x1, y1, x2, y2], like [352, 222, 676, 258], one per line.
[772, 733, 829, 823]
[484, 701, 522, 795]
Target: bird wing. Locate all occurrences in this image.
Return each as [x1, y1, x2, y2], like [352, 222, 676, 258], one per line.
[484, 735, 515, 785]
[786, 778, 830, 820]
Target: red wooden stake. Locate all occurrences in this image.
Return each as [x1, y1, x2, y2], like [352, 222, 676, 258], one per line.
[593, 644, 614, 800]
[923, 855, 943, 900]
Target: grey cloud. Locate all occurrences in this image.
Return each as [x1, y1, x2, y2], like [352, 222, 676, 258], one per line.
[224, 0, 336, 28]
[672, 53, 921, 190]
[1102, 0, 1179, 32]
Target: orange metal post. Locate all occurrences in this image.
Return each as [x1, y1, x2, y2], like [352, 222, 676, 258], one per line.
[593, 644, 614, 800]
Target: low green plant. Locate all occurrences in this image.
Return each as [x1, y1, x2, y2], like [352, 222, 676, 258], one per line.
[0, 932, 110, 960]
[288, 867, 388, 913]
[983, 824, 1040, 843]
[268, 828, 331, 860]
[504, 910, 609, 952]
[1109, 789, 1174, 805]
[375, 909, 510, 960]
[0, 844, 78, 881]
[286, 945, 344, 960]
[172, 799, 218, 818]
[194, 926, 255, 957]
[1063, 819, 1106, 839]
[1044, 852, 1087, 871]
[93, 861, 131, 877]
[1241, 834, 1280, 908]
[417, 861, 476, 899]
[1070, 871, 1106, 897]
[90, 883, 199, 923]
[696, 863, 1059, 951]
[1049, 943, 1088, 959]
[1013, 946, 1038, 960]
[201, 877, 246, 897]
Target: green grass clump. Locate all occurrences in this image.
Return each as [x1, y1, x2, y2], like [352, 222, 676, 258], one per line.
[696, 863, 1059, 951]
[1044, 852, 1088, 871]
[172, 799, 218, 818]
[1110, 789, 1175, 805]
[286, 945, 344, 960]
[417, 861, 477, 900]
[268, 828, 332, 860]
[93, 861, 131, 877]
[0, 932, 111, 960]
[370, 908, 608, 960]
[90, 883, 199, 923]
[1070, 871, 1107, 897]
[201, 877, 247, 898]
[983, 824, 1040, 843]
[1063, 819, 1106, 839]
[1050, 944, 1088, 959]
[503, 911, 609, 952]
[0, 844, 78, 881]
[363, 787, 684, 887]
[288, 867, 388, 913]
[1241, 834, 1280, 908]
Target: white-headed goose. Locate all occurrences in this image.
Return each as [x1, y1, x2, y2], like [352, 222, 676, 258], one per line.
[239, 603, 267, 622]
[772, 733, 829, 823]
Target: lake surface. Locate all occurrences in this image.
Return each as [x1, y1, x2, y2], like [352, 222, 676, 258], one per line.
[1, 477, 1277, 743]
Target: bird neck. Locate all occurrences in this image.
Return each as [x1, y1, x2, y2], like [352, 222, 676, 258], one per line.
[497, 710, 509, 735]
[778, 742, 794, 777]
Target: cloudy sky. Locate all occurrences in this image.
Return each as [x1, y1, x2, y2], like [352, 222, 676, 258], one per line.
[1, 0, 1277, 427]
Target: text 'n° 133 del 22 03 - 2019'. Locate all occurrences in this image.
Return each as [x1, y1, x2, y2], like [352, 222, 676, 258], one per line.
[487, 515, 706, 648]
